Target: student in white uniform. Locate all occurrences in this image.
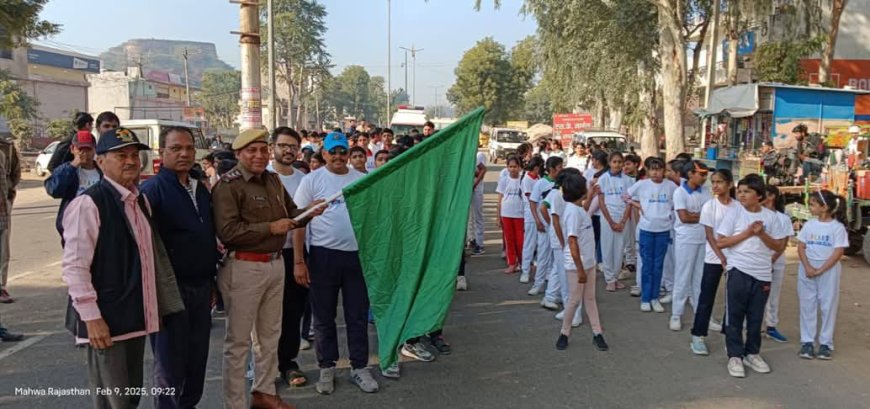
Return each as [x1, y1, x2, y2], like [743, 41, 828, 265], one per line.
[796, 189, 848, 361]
[716, 174, 789, 378]
[542, 168, 583, 325]
[584, 151, 609, 266]
[690, 169, 737, 355]
[762, 185, 794, 344]
[498, 144, 533, 261]
[555, 172, 608, 352]
[496, 156, 525, 274]
[660, 158, 688, 303]
[528, 157, 564, 297]
[566, 142, 588, 171]
[670, 160, 712, 331]
[468, 152, 487, 255]
[596, 152, 633, 292]
[627, 157, 676, 312]
[621, 155, 641, 277]
[520, 156, 544, 284]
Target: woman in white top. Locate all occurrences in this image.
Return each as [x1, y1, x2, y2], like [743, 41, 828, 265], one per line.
[496, 157, 526, 273]
[762, 185, 794, 344]
[596, 152, 634, 292]
[519, 156, 544, 284]
[549, 139, 566, 160]
[566, 142, 588, 171]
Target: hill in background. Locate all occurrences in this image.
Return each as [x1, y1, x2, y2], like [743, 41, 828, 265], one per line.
[100, 39, 235, 86]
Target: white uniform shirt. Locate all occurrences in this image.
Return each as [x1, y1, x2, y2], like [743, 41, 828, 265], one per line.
[268, 163, 305, 248]
[529, 177, 556, 225]
[496, 175, 524, 218]
[293, 167, 364, 251]
[797, 219, 849, 262]
[521, 173, 537, 221]
[716, 205, 789, 281]
[566, 154, 588, 171]
[583, 167, 601, 215]
[597, 171, 632, 221]
[628, 179, 677, 233]
[673, 183, 712, 245]
[543, 188, 566, 249]
[563, 202, 596, 271]
[773, 211, 794, 269]
[699, 197, 740, 264]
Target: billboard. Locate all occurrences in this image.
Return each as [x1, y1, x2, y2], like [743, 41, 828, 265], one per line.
[27, 48, 100, 73]
[552, 113, 594, 146]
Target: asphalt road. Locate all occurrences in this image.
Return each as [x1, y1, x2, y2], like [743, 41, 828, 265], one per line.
[1, 167, 869, 409]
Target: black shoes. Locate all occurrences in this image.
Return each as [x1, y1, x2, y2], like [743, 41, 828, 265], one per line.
[593, 334, 609, 351]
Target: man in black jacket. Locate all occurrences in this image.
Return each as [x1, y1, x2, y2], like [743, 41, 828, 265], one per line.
[141, 127, 219, 409]
[48, 112, 119, 173]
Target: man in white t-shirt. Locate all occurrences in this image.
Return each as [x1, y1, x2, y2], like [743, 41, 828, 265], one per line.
[292, 132, 379, 395]
[45, 130, 102, 242]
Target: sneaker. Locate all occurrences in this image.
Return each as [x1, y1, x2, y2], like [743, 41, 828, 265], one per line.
[300, 338, 311, 351]
[381, 362, 400, 379]
[471, 246, 485, 256]
[626, 264, 636, 273]
[605, 281, 616, 292]
[556, 334, 569, 350]
[571, 310, 583, 328]
[527, 285, 543, 296]
[350, 367, 379, 393]
[592, 334, 609, 351]
[541, 298, 560, 311]
[401, 342, 435, 362]
[669, 316, 682, 331]
[651, 300, 665, 313]
[765, 327, 788, 343]
[709, 319, 722, 332]
[555, 310, 565, 320]
[640, 302, 652, 312]
[743, 354, 771, 373]
[430, 335, 451, 355]
[727, 357, 745, 378]
[456, 276, 467, 291]
[519, 273, 530, 283]
[0, 328, 24, 342]
[0, 288, 14, 304]
[659, 293, 673, 304]
[316, 367, 336, 395]
[817, 345, 832, 360]
[690, 336, 709, 356]
[799, 343, 815, 359]
[466, 240, 476, 250]
[629, 286, 641, 297]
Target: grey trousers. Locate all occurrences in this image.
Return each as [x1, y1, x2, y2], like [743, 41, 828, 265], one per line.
[87, 336, 146, 409]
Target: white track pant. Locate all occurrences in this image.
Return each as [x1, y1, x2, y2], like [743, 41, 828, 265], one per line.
[469, 190, 485, 246]
[798, 261, 841, 348]
[623, 218, 637, 266]
[600, 222, 625, 284]
[533, 230, 553, 289]
[671, 242, 705, 317]
[662, 232, 675, 292]
[635, 227, 642, 287]
[521, 219, 538, 275]
[766, 262, 786, 328]
[545, 245, 565, 303]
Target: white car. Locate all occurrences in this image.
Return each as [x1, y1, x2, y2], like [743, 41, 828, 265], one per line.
[488, 128, 527, 164]
[34, 141, 59, 176]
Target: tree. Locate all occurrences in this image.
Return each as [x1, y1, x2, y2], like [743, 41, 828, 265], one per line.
[326, 65, 383, 122]
[390, 88, 410, 107]
[0, 68, 39, 125]
[524, 83, 552, 124]
[198, 70, 242, 130]
[755, 38, 823, 84]
[818, 0, 848, 85]
[0, 0, 60, 49]
[447, 37, 520, 124]
[46, 118, 72, 139]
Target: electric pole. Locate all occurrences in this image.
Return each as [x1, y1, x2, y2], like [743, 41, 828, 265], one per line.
[267, 0, 276, 130]
[386, 0, 391, 126]
[401, 48, 408, 99]
[702, 0, 721, 148]
[231, 0, 263, 130]
[182, 48, 191, 107]
[400, 45, 423, 105]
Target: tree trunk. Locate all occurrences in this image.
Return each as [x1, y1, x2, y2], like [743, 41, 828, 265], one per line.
[658, 10, 687, 160]
[608, 105, 623, 131]
[594, 95, 606, 128]
[639, 67, 659, 160]
[286, 63, 294, 128]
[727, 33, 738, 85]
[296, 65, 305, 127]
[819, 0, 847, 85]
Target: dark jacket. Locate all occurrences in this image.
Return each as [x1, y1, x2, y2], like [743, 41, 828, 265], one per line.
[140, 167, 219, 285]
[47, 133, 75, 173]
[65, 179, 184, 339]
[44, 162, 103, 236]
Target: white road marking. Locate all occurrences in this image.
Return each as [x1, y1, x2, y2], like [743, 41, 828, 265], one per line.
[0, 335, 47, 362]
[45, 260, 62, 267]
[8, 271, 35, 282]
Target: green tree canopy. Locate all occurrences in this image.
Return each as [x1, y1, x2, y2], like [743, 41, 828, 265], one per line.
[198, 70, 241, 130]
[0, 0, 60, 48]
[447, 37, 522, 124]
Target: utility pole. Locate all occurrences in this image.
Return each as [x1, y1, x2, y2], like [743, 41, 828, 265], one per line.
[386, 0, 391, 126]
[231, 0, 263, 130]
[182, 48, 191, 107]
[267, 0, 276, 130]
[401, 48, 408, 97]
[400, 45, 423, 105]
[430, 85, 441, 117]
[701, 0, 721, 149]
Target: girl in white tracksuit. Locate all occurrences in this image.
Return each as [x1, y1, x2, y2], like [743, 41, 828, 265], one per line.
[520, 156, 544, 284]
[542, 168, 583, 325]
[796, 189, 848, 360]
[528, 157, 564, 296]
[670, 160, 712, 331]
[596, 152, 633, 292]
[762, 185, 794, 343]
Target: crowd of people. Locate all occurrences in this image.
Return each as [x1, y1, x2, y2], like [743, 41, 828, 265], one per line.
[494, 139, 849, 378]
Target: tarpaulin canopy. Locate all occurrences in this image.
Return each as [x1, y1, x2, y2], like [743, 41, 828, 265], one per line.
[695, 83, 759, 118]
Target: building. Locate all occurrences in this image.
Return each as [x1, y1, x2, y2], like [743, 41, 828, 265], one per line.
[0, 44, 100, 137]
[87, 68, 204, 126]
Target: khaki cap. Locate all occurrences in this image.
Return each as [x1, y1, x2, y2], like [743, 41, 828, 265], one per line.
[232, 128, 269, 150]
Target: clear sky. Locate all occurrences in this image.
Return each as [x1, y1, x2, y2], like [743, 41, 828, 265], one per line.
[37, 0, 537, 107]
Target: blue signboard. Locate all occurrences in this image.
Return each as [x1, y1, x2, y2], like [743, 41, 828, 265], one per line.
[27, 48, 100, 73]
[722, 31, 756, 61]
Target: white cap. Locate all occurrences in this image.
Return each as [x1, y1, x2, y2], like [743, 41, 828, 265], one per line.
[849, 125, 860, 134]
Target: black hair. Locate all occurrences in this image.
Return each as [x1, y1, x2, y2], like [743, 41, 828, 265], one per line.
[667, 158, 686, 173]
[203, 152, 215, 163]
[159, 126, 194, 147]
[681, 159, 709, 179]
[711, 168, 736, 198]
[516, 142, 532, 159]
[272, 126, 301, 144]
[554, 167, 581, 188]
[573, 141, 586, 149]
[291, 160, 310, 174]
[551, 139, 563, 150]
[808, 189, 846, 222]
[763, 140, 774, 147]
[607, 151, 624, 166]
[506, 155, 521, 167]
[624, 154, 641, 165]
[545, 156, 564, 172]
[349, 146, 366, 157]
[375, 149, 390, 159]
[793, 124, 808, 134]
[526, 156, 545, 173]
[536, 140, 549, 152]
[396, 135, 415, 149]
[423, 121, 435, 129]
[74, 112, 94, 130]
[562, 173, 588, 203]
[675, 152, 693, 161]
[213, 150, 236, 162]
[737, 173, 766, 198]
[216, 158, 238, 175]
[311, 152, 325, 164]
[645, 157, 665, 170]
[95, 111, 119, 127]
[382, 128, 394, 136]
[388, 146, 406, 161]
[764, 185, 785, 213]
[591, 150, 609, 168]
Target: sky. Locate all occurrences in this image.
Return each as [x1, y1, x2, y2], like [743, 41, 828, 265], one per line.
[37, 0, 538, 107]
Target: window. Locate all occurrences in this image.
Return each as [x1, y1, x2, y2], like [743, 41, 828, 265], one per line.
[0, 49, 12, 60]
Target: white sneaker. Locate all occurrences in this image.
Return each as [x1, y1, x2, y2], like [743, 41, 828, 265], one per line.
[727, 357, 745, 378]
[640, 302, 652, 312]
[456, 276, 467, 291]
[629, 286, 641, 297]
[571, 309, 583, 327]
[659, 293, 673, 304]
[651, 300, 665, 313]
[519, 273, 530, 284]
[527, 285, 543, 296]
[555, 310, 565, 320]
[743, 354, 771, 374]
[709, 319, 722, 332]
[541, 298, 560, 311]
[690, 336, 709, 356]
[669, 316, 682, 331]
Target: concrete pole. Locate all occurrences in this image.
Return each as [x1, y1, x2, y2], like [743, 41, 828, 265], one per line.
[233, 0, 262, 130]
[182, 48, 191, 107]
[702, 0, 721, 149]
[386, 0, 391, 126]
[267, 0, 276, 130]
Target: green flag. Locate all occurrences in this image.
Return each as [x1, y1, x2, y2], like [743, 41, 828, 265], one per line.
[343, 107, 486, 369]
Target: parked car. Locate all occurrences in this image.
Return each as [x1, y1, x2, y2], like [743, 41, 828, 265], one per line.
[34, 141, 59, 176]
[573, 129, 629, 154]
[488, 128, 527, 164]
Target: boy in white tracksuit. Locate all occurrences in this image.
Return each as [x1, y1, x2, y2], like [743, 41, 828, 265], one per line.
[520, 157, 544, 284]
[670, 161, 711, 331]
[528, 157, 563, 296]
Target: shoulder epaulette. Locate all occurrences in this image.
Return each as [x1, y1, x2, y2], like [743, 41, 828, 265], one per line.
[220, 169, 243, 183]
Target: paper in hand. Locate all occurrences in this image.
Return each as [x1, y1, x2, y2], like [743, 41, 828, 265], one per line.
[292, 191, 343, 222]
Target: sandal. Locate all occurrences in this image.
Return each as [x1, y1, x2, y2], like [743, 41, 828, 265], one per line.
[283, 370, 307, 387]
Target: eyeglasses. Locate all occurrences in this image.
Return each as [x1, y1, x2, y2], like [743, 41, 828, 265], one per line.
[275, 143, 299, 151]
[328, 147, 348, 156]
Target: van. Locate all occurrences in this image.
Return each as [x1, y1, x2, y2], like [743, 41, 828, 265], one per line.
[121, 119, 210, 179]
[389, 105, 427, 136]
[573, 129, 629, 154]
[488, 128, 527, 163]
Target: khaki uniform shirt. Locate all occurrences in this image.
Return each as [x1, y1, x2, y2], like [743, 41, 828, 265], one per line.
[212, 164, 306, 253]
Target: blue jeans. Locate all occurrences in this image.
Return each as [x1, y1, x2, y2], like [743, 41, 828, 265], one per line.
[639, 230, 669, 303]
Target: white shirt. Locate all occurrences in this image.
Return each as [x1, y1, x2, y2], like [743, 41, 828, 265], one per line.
[293, 167, 364, 252]
[529, 176, 555, 207]
[549, 150, 566, 160]
[474, 152, 487, 193]
[598, 171, 632, 221]
[673, 182, 712, 244]
[268, 163, 305, 248]
[846, 137, 860, 155]
[76, 167, 101, 196]
[566, 154, 588, 171]
[521, 173, 538, 221]
[773, 211, 794, 269]
[699, 197, 740, 264]
[544, 188, 566, 248]
[716, 205, 788, 281]
[628, 179, 677, 233]
[496, 175, 524, 218]
[562, 202, 596, 271]
[583, 167, 601, 215]
[797, 219, 849, 262]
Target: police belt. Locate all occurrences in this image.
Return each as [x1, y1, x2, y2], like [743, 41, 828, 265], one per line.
[231, 251, 282, 263]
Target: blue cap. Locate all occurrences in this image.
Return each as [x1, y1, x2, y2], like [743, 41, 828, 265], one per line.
[96, 127, 149, 155]
[323, 131, 349, 152]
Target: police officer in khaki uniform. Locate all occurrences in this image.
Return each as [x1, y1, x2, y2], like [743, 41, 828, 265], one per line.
[212, 129, 323, 409]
